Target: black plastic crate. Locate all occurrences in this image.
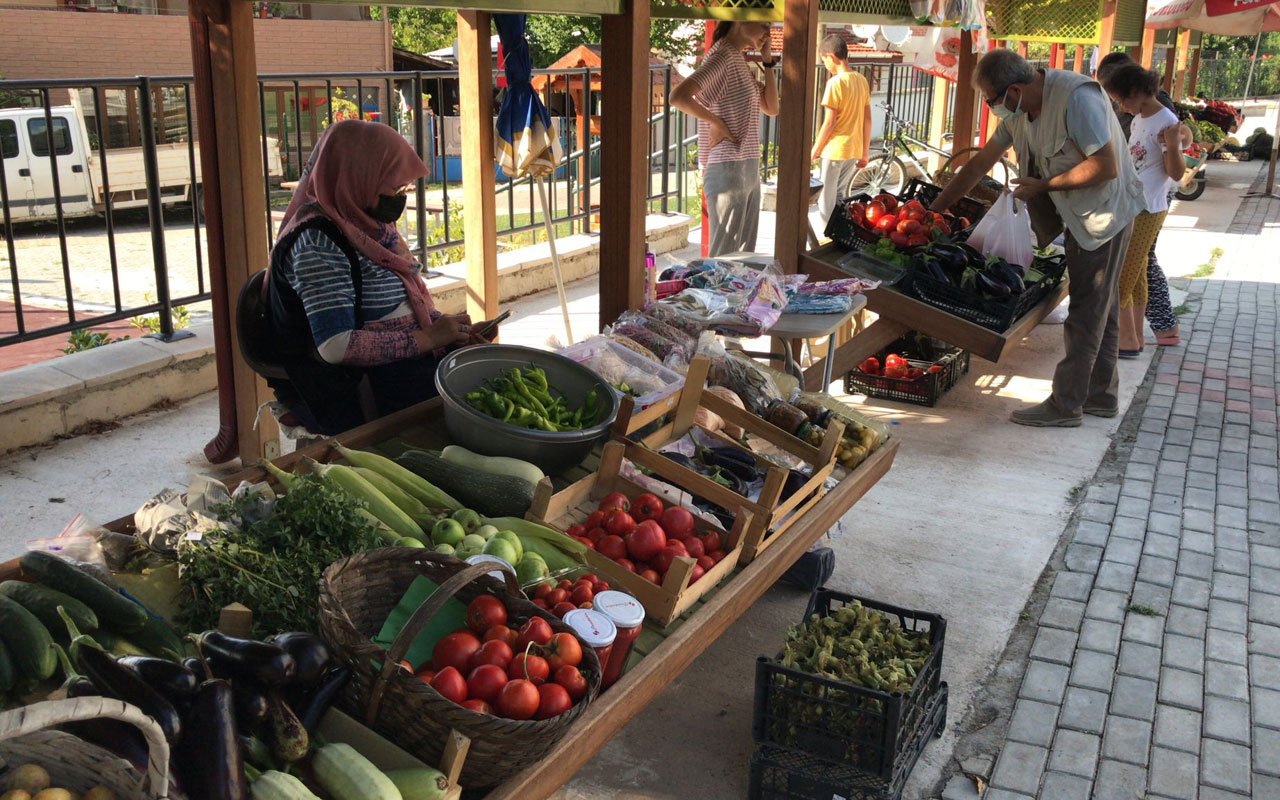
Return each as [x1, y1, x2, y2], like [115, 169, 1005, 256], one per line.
[897, 178, 987, 227]
[752, 590, 946, 777]
[823, 179, 982, 255]
[907, 253, 1067, 332]
[844, 348, 969, 408]
[749, 684, 949, 800]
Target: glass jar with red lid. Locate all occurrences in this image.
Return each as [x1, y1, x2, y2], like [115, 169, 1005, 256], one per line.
[562, 608, 616, 685]
[593, 590, 645, 688]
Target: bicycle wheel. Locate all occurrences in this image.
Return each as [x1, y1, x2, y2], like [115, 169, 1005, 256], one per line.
[845, 155, 906, 198]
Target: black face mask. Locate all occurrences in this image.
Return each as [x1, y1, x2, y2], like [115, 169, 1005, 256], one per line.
[369, 193, 407, 223]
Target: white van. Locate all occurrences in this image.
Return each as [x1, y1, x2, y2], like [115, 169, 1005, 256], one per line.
[0, 103, 282, 223]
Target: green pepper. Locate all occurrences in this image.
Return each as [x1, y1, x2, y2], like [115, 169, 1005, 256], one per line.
[523, 366, 549, 392]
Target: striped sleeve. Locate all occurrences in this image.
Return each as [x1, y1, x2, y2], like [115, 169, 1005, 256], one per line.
[288, 228, 361, 353]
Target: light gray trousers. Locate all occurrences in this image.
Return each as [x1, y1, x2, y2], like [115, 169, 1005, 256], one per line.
[704, 158, 760, 257]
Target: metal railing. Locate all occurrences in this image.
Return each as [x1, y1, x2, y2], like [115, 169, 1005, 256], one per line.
[1190, 57, 1280, 102]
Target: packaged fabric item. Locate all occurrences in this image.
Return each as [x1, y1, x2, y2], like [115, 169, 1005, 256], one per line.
[784, 294, 855, 315]
[613, 309, 698, 357]
[603, 334, 662, 363]
[644, 301, 707, 339]
[605, 321, 688, 366]
[662, 257, 796, 336]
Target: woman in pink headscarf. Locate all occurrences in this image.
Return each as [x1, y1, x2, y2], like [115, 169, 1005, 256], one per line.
[266, 120, 495, 434]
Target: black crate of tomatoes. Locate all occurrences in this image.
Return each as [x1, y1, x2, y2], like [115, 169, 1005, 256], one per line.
[905, 240, 1068, 332]
[751, 590, 947, 798]
[824, 190, 974, 259]
[845, 347, 969, 408]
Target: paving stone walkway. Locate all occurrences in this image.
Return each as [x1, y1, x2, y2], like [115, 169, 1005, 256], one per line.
[982, 180, 1280, 799]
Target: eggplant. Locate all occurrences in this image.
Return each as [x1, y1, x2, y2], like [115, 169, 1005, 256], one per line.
[956, 242, 985, 267]
[700, 448, 759, 483]
[917, 256, 950, 285]
[117, 656, 199, 701]
[976, 270, 1013, 298]
[270, 632, 330, 690]
[64, 676, 99, 698]
[196, 631, 295, 688]
[233, 680, 271, 733]
[265, 690, 309, 763]
[173, 679, 246, 800]
[780, 469, 810, 501]
[661, 452, 698, 471]
[72, 642, 181, 743]
[237, 733, 277, 771]
[297, 667, 351, 734]
[184, 656, 212, 681]
[989, 260, 1025, 293]
[929, 243, 969, 272]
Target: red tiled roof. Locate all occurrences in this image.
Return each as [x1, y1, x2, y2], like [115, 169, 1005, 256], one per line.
[765, 25, 900, 60]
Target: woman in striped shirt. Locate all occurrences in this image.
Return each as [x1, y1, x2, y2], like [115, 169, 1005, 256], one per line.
[671, 21, 779, 256]
[265, 120, 494, 434]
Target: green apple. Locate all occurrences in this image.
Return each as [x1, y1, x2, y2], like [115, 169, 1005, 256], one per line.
[433, 543, 456, 555]
[431, 518, 465, 547]
[399, 537, 426, 548]
[495, 530, 523, 562]
[516, 554, 549, 585]
[454, 533, 487, 559]
[475, 524, 500, 542]
[482, 537, 520, 565]
[452, 508, 482, 534]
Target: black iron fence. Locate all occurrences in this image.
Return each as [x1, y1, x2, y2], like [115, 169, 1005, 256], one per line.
[1190, 57, 1280, 101]
[1, 60, 932, 351]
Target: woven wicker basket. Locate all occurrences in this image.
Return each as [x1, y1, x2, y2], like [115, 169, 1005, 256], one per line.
[933, 147, 1012, 208]
[0, 697, 180, 799]
[317, 549, 602, 789]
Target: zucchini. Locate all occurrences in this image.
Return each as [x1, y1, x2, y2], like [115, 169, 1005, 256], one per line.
[0, 594, 56, 681]
[19, 550, 147, 633]
[313, 743, 402, 800]
[251, 771, 321, 800]
[397, 450, 535, 518]
[0, 580, 98, 635]
[385, 768, 450, 800]
[440, 445, 544, 487]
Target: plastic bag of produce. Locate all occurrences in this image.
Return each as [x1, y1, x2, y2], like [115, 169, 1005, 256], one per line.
[612, 309, 698, 357]
[696, 337, 784, 415]
[967, 192, 1035, 269]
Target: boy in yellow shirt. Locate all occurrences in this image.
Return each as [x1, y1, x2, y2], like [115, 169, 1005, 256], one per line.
[811, 34, 872, 224]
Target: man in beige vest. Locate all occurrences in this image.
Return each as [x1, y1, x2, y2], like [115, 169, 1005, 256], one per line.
[932, 49, 1146, 427]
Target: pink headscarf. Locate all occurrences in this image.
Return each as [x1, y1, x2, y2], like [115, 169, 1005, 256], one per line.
[274, 120, 436, 328]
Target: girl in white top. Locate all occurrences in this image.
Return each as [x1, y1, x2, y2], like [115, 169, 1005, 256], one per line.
[1103, 64, 1186, 356]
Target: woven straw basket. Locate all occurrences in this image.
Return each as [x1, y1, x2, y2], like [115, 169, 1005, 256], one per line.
[933, 146, 1013, 207]
[318, 549, 602, 789]
[0, 697, 181, 799]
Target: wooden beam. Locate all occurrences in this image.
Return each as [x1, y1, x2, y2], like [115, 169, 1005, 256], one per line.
[189, 0, 278, 466]
[457, 11, 498, 324]
[1049, 43, 1064, 69]
[774, 0, 819, 276]
[1097, 0, 1118, 55]
[1162, 30, 1177, 94]
[1173, 28, 1191, 100]
[598, 0, 650, 325]
[1137, 27, 1156, 68]
[952, 30, 979, 156]
[1015, 41, 1028, 58]
[1073, 45, 1084, 73]
[926, 76, 949, 173]
[1187, 47, 1201, 98]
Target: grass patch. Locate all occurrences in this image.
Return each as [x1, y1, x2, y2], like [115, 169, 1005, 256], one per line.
[1173, 302, 1192, 316]
[1127, 604, 1163, 617]
[1190, 246, 1224, 278]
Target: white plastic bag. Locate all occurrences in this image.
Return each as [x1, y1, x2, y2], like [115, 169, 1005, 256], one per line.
[967, 192, 1036, 269]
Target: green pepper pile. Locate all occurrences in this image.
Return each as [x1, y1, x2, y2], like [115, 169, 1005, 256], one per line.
[779, 601, 931, 694]
[465, 365, 600, 432]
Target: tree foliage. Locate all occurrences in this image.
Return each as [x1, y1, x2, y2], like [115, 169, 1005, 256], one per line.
[1201, 33, 1280, 58]
[372, 7, 458, 56]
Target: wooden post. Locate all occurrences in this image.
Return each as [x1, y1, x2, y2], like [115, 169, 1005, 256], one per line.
[1049, 43, 1064, 69]
[1187, 47, 1201, 98]
[926, 76, 949, 173]
[1137, 28, 1156, 68]
[774, 0, 819, 275]
[598, 0, 650, 324]
[952, 30, 980, 156]
[1162, 30, 1178, 94]
[1173, 28, 1191, 100]
[458, 11, 498, 324]
[1097, 0, 1118, 55]
[1073, 45, 1084, 73]
[1015, 41, 1028, 58]
[189, 0, 279, 466]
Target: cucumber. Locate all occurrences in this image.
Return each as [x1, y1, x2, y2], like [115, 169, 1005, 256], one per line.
[313, 743, 401, 800]
[440, 445, 545, 487]
[19, 550, 147, 633]
[396, 450, 536, 518]
[0, 594, 56, 681]
[0, 580, 99, 635]
[0, 639, 15, 692]
[385, 767, 451, 800]
[124, 612, 186, 659]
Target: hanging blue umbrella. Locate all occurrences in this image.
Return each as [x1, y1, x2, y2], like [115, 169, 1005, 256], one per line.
[494, 14, 574, 341]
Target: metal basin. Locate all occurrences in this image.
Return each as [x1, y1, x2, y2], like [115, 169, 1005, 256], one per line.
[435, 343, 619, 475]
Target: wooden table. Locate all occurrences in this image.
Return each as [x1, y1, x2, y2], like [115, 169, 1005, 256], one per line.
[798, 242, 1071, 392]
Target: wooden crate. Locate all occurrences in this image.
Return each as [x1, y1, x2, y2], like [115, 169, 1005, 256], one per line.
[528, 440, 749, 627]
[613, 357, 844, 565]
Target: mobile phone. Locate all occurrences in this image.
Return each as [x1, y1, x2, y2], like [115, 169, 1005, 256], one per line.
[471, 309, 512, 339]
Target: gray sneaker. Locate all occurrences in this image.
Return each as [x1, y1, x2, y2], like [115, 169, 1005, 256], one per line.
[1082, 402, 1119, 417]
[1010, 398, 1083, 427]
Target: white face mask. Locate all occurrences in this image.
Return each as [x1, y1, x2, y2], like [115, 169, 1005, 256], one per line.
[991, 88, 1024, 121]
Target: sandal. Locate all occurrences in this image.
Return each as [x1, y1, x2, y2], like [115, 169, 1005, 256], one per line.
[1119, 347, 1144, 359]
[1150, 334, 1182, 346]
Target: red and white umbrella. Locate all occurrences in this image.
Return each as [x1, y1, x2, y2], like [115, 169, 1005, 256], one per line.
[1145, 0, 1280, 34]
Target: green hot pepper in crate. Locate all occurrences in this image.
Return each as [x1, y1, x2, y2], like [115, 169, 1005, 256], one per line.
[466, 365, 600, 432]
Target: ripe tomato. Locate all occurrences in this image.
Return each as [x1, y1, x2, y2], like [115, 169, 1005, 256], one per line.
[884, 363, 908, 379]
[598, 492, 630, 513]
[696, 554, 716, 572]
[651, 545, 684, 575]
[689, 564, 706, 583]
[858, 357, 881, 376]
[429, 666, 467, 704]
[584, 527, 606, 544]
[461, 698, 493, 714]
[874, 193, 898, 212]
[554, 665, 589, 702]
[570, 584, 594, 605]
[889, 230, 910, 248]
[545, 588, 568, 606]
[531, 598, 550, 610]
[578, 573, 599, 584]
[932, 220, 951, 236]
[665, 537, 688, 556]
[615, 558, 637, 573]
[708, 549, 726, 564]
[516, 617, 554, 650]
[466, 595, 507, 633]
[927, 364, 944, 374]
[544, 632, 583, 670]
[906, 234, 930, 247]
[896, 219, 923, 236]
[846, 201, 867, 224]
[496, 679, 541, 720]
[626, 520, 667, 562]
[631, 493, 664, 522]
[466, 664, 509, 703]
[533, 582, 552, 600]
[884, 353, 906, 370]
[571, 535, 595, 549]
[956, 216, 971, 229]
[584, 510, 607, 530]
[593, 581, 610, 593]
[536, 682, 573, 720]
[483, 625, 518, 649]
[906, 367, 926, 380]
[558, 579, 573, 590]
[604, 510, 636, 537]
[640, 568, 661, 584]
[597, 534, 628, 561]
[875, 214, 898, 233]
[697, 530, 721, 553]
[414, 668, 436, 685]
[901, 200, 926, 222]
[468, 639, 513, 672]
[432, 632, 481, 673]
[864, 200, 887, 224]
[553, 602, 577, 618]
[566, 524, 586, 539]
[660, 507, 694, 540]
[509, 652, 549, 685]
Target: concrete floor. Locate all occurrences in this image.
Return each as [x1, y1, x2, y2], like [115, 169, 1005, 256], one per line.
[0, 160, 1263, 798]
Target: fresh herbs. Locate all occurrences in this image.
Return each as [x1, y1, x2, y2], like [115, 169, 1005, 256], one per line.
[176, 476, 383, 638]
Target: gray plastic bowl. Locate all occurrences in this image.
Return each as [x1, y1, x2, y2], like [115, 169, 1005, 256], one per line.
[435, 343, 619, 475]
